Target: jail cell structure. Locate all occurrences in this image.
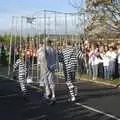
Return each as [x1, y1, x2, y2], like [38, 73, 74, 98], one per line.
[8, 10, 87, 85]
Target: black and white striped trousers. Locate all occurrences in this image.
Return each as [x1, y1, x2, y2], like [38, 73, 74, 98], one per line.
[19, 74, 26, 93]
[63, 63, 77, 99]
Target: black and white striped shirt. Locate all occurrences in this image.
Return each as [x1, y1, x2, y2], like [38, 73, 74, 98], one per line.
[13, 59, 27, 78]
[62, 46, 83, 72]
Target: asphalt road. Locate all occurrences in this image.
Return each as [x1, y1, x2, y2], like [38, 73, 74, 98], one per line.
[0, 76, 120, 120]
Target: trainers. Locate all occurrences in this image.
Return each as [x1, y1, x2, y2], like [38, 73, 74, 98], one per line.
[22, 91, 29, 101]
[49, 97, 56, 105]
[44, 93, 51, 100]
[71, 96, 76, 102]
[68, 96, 76, 103]
[51, 97, 56, 101]
[74, 86, 78, 97]
[23, 91, 29, 97]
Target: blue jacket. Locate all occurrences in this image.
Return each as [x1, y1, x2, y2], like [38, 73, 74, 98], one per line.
[45, 46, 58, 72]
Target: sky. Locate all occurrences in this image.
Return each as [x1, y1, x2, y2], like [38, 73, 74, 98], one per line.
[0, 0, 84, 32]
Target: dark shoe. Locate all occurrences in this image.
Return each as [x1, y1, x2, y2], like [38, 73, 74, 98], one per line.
[49, 98, 56, 105]
[44, 94, 51, 100]
[22, 91, 30, 101]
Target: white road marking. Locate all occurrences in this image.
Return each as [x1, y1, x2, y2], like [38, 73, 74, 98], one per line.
[0, 93, 19, 98]
[75, 102, 120, 120]
[28, 115, 46, 120]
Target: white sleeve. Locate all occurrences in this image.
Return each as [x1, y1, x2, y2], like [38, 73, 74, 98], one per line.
[13, 59, 20, 70]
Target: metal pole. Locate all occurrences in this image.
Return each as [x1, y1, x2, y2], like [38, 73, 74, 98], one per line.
[65, 13, 68, 45]
[44, 10, 47, 45]
[48, 16, 50, 38]
[83, 12, 86, 42]
[54, 11, 59, 85]
[8, 16, 14, 76]
[35, 17, 39, 82]
[13, 17, 18, 66]
[20, 16, 23, 51]
[25, 17, 28, 80]
[31, 21, 35, 82]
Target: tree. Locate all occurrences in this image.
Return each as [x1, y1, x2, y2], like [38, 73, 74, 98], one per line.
[0, 35, 4, 43]
[85, 0, 120, 38]
[70, 0, 120, 39]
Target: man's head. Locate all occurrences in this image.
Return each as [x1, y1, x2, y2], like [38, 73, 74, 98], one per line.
[19, 52, 25, 60]
[47, 39, 52, 46]
[109, 46, 113, 51]
[66, 40, 72, 46]
[39, 40, 44, 47]
[117, 44, 120, 49]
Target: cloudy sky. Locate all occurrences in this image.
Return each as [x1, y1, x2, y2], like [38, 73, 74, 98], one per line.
[0, 0, 84, 33]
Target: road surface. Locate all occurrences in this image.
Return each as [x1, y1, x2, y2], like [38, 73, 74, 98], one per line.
[0, 76, 120, 120]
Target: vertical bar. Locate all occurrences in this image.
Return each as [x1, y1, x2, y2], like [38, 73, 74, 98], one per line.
[83, 12, 88, 77]
[54, 11, 59, 85]
[76, 14, 79, 83]
[35, 17, 39, 82]
[8, 16, 14, 76]
[36, 17, 39, 83]
[37, 17, 42, 82]
[24, 18, 27, 78]
[44, 10, 47, 45]
[20, 16, 23, 51]
[13, 17, 17, 66]
[65, 13, 68, 45]
[48, 16, 50, 38]
[31, 21, 35, 82]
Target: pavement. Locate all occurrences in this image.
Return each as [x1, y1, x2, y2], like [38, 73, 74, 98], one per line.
[0, 75, 120, 120]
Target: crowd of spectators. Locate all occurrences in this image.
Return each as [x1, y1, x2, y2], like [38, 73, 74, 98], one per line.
[56, 40, 120, 80]
[73, 40, 120, 80]
[0, 40, 120, 80]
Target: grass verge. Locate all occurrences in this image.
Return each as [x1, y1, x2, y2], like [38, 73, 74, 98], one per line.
[56, 72, 120, 87]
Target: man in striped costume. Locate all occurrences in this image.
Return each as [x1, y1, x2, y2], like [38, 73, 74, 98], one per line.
[62, 40, 83, 102]
[13, 52, 27, 95]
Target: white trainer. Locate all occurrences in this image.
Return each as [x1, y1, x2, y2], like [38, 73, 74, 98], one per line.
[71, 96, 76, 102]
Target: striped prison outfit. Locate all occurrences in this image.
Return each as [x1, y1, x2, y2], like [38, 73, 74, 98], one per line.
[37, 46, 55, 100]
[62, 46, 83, 101]
[13, 59, 27, 93]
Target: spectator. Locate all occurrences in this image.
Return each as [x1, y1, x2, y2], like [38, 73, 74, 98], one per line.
[106, 46, 117, 80]
[1, 44, 6, 65]
[89, 44, 99, 80]
[102, 46, 110, 80]
[0, 43, 1, 65]
[117, 44, 120, 78]
[98, 45, 104, 79]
